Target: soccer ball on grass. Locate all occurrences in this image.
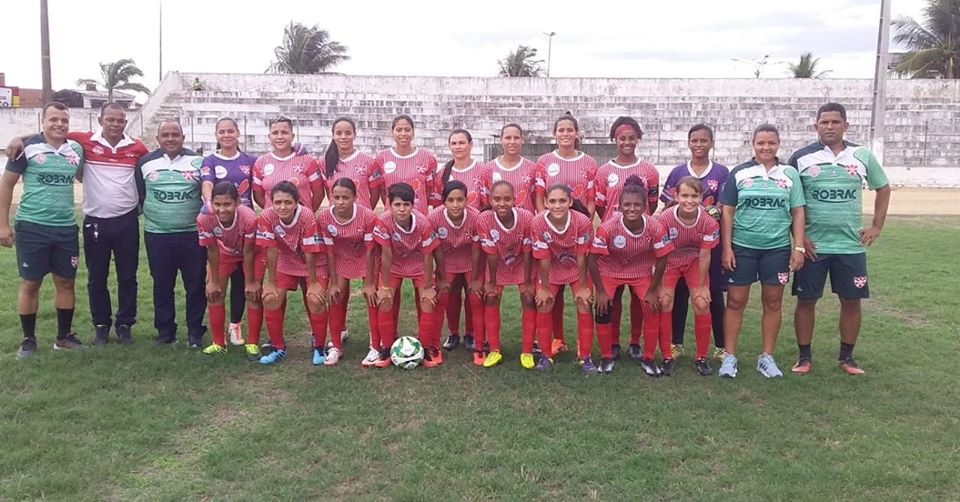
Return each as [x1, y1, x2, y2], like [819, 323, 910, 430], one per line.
[391, 336, 425, 369]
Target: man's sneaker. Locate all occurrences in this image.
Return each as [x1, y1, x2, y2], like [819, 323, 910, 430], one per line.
[551, 339, 568, 355]
[756, 353, 784, 378]
[579, 357, 599, 374]
[473, 351, 485, 366]
[442, 334, 460, 350]
[599, 357, 615, 374]
[361, 347, 381, 367]
[244, 344, 261, 361]
[520, 352, 535, 369]
[116, 325, 134, 346]
[839, 358, 866, 375]
[228, 323, 244, 346]
[695, 358, 713, 376]
[640, 358, 661, 377]
[627, 344, 642, 360]
[373, 349, 392, 368]
[670, 344, 684, 360]
[259, 349, 286, 365]
[718, 354, 738, 378]
[660, 358, 676, 376]
[463, 334, 475, 351]
[791, 357, 812, 375]
[202, 344, 227, 355]
[324, 347, 341, 366]
[154, 334, 176, 346]
[534, 355, 552, 371]
[16, 337, 37, 359]
[713, 347, 727, 361]
[93, 325, 110, 346]
[53, 333, 84, 351]
[483, 351, 503, 368]
[187, 334, 203, 349]
[611, 344, 622, 361]
[312, 347, 326, 366]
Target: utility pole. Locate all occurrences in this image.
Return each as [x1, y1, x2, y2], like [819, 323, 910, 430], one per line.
[159, 0, 163, 82]
[40, 0, 52, 103]
[870, 0, 891, 164]
[544, 31, 556, 77]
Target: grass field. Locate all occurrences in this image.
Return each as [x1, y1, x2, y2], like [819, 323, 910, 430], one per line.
[1, 216, 958, 500]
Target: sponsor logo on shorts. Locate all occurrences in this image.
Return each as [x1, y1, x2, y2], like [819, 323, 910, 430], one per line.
[853, 276, 867, 289]
[778, 272, 789, 285]
[383, 161, 397, 174]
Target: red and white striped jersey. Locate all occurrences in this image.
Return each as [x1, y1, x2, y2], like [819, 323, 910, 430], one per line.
[530, 211, 593, 285]
[655, 206, 720, 270]
[252, 152, 325, 210]
[372, 209, 440, 278]
[320, 150, 380, 210]
[317, 203, 377, 280]
[437, 159, 483, 209]
[591, 214, 673, 279]
[371, 148, 438, 213]
[197, 204, 258, 260]
[478, 208, 534, 285]
[256, 205, 323, 278]
[534, 150, 598, 203]
[428, 206, 480, 275]
[594, 159, 660, 220]
[478, 157, 539, 212]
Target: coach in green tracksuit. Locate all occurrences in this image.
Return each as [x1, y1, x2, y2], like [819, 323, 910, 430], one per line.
[136, 120, 207, 348]
[788, 102, 890, 376]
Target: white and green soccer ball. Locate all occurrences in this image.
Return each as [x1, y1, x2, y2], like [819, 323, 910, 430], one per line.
[390, 336, 425, 369]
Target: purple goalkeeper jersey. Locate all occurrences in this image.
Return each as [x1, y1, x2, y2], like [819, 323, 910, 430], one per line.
[201, 151, 256, 208]
[660, 161, 730, 208]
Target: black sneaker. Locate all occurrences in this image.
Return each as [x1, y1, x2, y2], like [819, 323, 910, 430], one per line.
[695, 358, 713, 376]
[154, 334, 176, 346]
[187, 334, 203, 349]
[640, 357, 661, 377]
[660, 358, 675, 376]
[628, 344, 642, 360]
[600, 357, 615, 374]
[93, 325, 110, 346]
[463, 334, 475, 351]
[611, 344, 622, 361]
[442, 334, 460, 351]
[116, 325, 134, 346]
[17, 337, 37, 359]
[481, 341, 490, 353]
[54, 333, 84, 350]
[532, 341, 542, 355]
[260, 342, 275, 356]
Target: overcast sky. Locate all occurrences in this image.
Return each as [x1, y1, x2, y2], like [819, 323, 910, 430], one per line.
[2, 0, 926, 96]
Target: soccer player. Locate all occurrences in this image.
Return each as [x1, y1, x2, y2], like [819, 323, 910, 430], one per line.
[200, 117, 258, 347]
[438, 129, 482, 208]
[530, 184, 594, 372]
[255, 181, 328, 365]
[136, 120, 207, 348]
[0, 102, 84, 358]
[656, 177, 721, 376]
[661, 123, 730, 361]
[534, 114, 598, 356]
[788, 102, 890, 375]
[252, 117, 325, 212]
[5, 102, 149, 346]
[371, 115, 439, 214]
[477, 180, 536, 368]
[317, 178, 379, 367]
[319, 117, 380, 209]
[429, 180, 483, 362]
[197, 181, 259, 358]
[372, 182, 444, 368]
[478, 123, 540, 212]
[589, 176, 672, 376]
[718, 124, 806, 379]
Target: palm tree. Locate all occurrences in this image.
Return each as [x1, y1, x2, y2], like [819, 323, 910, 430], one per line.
[76, 59, 152, 103]
[892, 0, 960, 78]
[267, 22, 350, 74]
[498, 45, 544, 77]
[787, 52, 831, 78]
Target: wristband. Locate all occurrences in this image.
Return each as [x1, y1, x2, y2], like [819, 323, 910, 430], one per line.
[794, 246, 806, 253]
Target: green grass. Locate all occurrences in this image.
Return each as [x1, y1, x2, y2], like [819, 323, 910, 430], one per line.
[1, 216, 958, 500]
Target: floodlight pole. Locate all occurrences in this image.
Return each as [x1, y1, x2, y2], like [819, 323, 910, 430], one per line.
[869, 0, 891, 164]
[40, 0, 52, 103]
[544, 31, 556, 77]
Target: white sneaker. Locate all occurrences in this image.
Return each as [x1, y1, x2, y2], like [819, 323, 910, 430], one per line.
[361, 347, 380, 367]
[327, 329, 350, 349]
[756, 353, 784, 378]
[324, 347, 341, 366]
[228, 323, 244, 346]
[718, 354, 738, 378]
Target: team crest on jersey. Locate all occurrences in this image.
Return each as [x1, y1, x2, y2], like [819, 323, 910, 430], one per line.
[742, 178, 754, 189]
[65, 153, 81, 166]
[240, 165, 251, 175]
[70, 256, 79, 268]
[392, 232, 402, 241]
[778, 272, 789, 285]
[274, 225, 287, 238]
[669, 227, 679, 240]
[607, 173, 619, 187]
[92, 145, 105, 156]
[146, 171, 159, 182]
[775, 178, 788, 189]
[707, 179, 719, 191]
[215, 165, 228, 179]
[808, 165, 821, 177]
[853, 276, 867, 289]
[263, 164, 275, 176]
[492, 172, 503, 182]
[200, 167, 211, 177]
[383, 161, 397, 174]
[542, 231, 553, 243]
[327, 224, 338, 237]
[613, 235, 627, 249]
[213, 227, 223, 237]
[437, 227, 449, 239]
[182, 170, 196, 181]
[547, 163, 560, 177]
[845, 165, 859, 177]
[416, 164, 428, 175]
[34, 154, 47, 165]
[489, 229, 500, 241]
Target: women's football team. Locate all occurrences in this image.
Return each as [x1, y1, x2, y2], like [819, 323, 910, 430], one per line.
[198, 113, 804, 377]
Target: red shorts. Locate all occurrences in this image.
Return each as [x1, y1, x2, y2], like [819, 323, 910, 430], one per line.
[379, 274, 427, 290]
[599, 276, 652, 299]
[272, 272, 328, 291]
[663, 260, 709, 291]
[536, 278, 592, 296]
[215, 250, 266, 281]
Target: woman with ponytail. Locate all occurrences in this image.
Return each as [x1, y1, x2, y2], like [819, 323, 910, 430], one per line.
[320, 117, 380, 210]
[478, 123, 540, 212]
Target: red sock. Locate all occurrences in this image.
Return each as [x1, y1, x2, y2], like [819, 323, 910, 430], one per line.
[446, 288, 462, 335]
[435, 290, 450, 349]
[464, 289, 474, 335]
[658, 312, 673, 360]
[468, 294, 485, 350]
[552, 289, 565, 342]
[209, 304, 226, 346]
[419, 307, 438, 350]
[247, 307, 263, 345]
[265, 306, 286, 350]
[694, 313, 712, 359]
[597, 322, 613, 359]
[576, 312, 594, 360]
[486, 302, 502, 352]
[328, 301, 347, 350]
[630, 297, 643, 345]
[611, 293, 623, 346]
[520, 308, 536, 354]
[309, 309, 328, 349]
[378, 308, 396, 350]
[367, 305, 381, 350]
[536, 311, 554, 358]
[642, 310, 659, 360]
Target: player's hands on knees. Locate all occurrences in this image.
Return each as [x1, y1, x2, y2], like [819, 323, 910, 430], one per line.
[262, 282, 281, 309]
[692, 286, 710, 304]
[306, 283, 328, 311]
[420, 285, 438, 308]
[362, 282, 378, 308]
[328, 281, 344, 306]
[535, 288, 554, 309]
[574, 287, 592, 309]
[644, 289, 661, 313]
[722, 247, 735, 272]
[205, 281, 223, 304]
[468, 278, 484, 297]
[376, 286, 394, 307]
[0, 225, 14, 247]
[594, 289, 610, 316]
[244, 281, 262, 303]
